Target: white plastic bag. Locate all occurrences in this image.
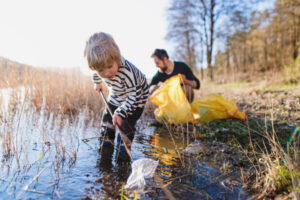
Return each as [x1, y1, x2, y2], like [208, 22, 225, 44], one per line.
[124, 158, 159, 190]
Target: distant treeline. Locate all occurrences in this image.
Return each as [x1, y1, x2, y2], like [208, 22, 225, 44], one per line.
[166, 0, 300, 81]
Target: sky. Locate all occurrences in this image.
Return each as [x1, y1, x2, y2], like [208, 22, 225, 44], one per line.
[0, 0, 171, 78]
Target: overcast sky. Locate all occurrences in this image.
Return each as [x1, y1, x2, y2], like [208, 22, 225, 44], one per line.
[0, 0, 171, 78]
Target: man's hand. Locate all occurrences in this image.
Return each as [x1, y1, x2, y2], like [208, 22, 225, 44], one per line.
[113, 114, 122, 127]
[180, 74, 196, 88]
[180, 74, 188, 85]
[94, 83, 105, 92]
[149, 82, 163, 95]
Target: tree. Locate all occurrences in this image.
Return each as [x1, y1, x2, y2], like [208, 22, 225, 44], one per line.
[166, 0, 245, 80]
[166, 0, 199, 71]
[166, 0, 284, 81]
[212, 0, 300, 78]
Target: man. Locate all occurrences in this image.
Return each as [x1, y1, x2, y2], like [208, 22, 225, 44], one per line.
[149, 49, 200, 102]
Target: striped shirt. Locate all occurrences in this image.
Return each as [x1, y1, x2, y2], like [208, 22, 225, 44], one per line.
[93, 57, 149, 118]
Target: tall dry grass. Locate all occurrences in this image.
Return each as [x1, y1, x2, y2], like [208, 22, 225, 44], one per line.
[2, 65, 104, 116]
[0, 66, 105, 188]
[22, 67, 104, 117]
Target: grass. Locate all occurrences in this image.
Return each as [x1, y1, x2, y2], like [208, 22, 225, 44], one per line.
[121, 185, 139, 200]
[215, 81, 250, 89]
[246, 123, 299, 199]
[282, 56, 300, 85]
[155, 117, 299, 199]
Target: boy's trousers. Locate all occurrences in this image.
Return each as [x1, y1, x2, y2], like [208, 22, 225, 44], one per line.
[100, 103, 144, 145]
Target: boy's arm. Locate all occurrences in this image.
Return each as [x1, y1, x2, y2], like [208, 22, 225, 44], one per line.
[114, 76, 149, 119]
[92, 73, 106, 92]
[113, 60, 149, 119]
[114, 89, 137, 118]
[92, 72, 102, 84]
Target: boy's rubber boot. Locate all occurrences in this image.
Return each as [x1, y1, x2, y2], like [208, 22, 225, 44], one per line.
[97, 141, 114, 173]
[98, 126, 115, 150]
[97, 127, 115, 172]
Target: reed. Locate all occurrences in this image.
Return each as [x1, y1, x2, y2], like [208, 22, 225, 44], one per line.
[0, 66, 103, 192]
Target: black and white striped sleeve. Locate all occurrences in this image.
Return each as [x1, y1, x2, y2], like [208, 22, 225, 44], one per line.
[92, 73, 102, 84]
[114, 61, 149, 118]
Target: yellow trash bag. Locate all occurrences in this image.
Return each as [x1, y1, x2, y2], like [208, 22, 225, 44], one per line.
[150, 75, 246, 124]
[191, 93, 246, 124]
[150, 75, 193, 124]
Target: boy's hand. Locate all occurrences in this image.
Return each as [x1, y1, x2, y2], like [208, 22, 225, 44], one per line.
[113, 114, 122, 127]
[94, 83, 105, 92]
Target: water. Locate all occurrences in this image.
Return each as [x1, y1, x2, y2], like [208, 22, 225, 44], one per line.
[0, 104, 250, 199]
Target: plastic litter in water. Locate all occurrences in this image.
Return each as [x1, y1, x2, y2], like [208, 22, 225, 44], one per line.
[124, 158, 159, 191]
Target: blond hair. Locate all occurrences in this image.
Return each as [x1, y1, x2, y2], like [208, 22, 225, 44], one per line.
[84, 32, 121, 71]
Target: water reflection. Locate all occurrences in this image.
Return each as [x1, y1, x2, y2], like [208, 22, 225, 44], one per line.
[94, 139, 132, 199]
[147, 134, 184, 165]
[133, 124, 249, 200]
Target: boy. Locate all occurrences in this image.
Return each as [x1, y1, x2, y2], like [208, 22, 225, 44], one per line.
[84, 32, 149, 158]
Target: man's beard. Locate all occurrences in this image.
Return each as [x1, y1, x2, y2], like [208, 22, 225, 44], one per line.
[160, 64, 168, 72]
